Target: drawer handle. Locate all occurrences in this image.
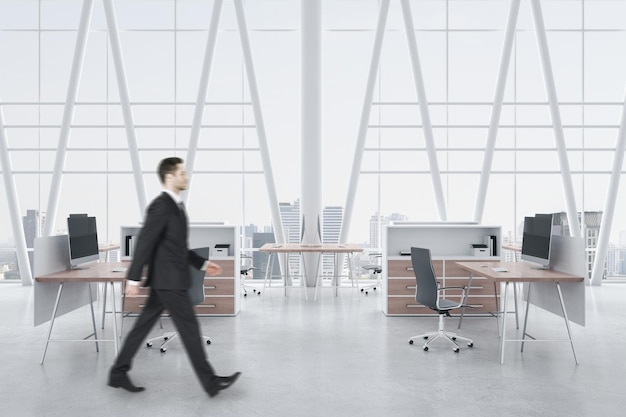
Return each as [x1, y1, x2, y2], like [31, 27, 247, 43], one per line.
[206, 286, 217, 290]
[405, 285, 416, 290]
[405, 267, 414, 271]
[405, 304, 421, 308]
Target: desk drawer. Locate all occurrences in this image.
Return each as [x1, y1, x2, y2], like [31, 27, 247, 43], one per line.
[387, 260, 413, 277]
[445, 276, 496, 296]
[387, 278, 416, 296]
[444, 261, 483, 277]
[204, 278, 235, 296]
[387, 297, 429, 315]
[195, 297, 235, 315]
[210, 260, 235, 278]
[463, 296, 498, 314]
[123, 295, 148, 314]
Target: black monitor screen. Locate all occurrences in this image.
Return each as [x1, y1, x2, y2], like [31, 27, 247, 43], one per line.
[67, 214, 99, 264]
[521, 214, 553, 263]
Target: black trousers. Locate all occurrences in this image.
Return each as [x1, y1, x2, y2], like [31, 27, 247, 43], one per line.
[111, 288, 216, 390]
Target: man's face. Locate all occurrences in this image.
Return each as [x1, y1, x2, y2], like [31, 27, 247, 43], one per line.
[168, 163, 189, 192]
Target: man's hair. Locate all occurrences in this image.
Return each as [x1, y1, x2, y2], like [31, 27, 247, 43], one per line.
[158, 157, 184, 184]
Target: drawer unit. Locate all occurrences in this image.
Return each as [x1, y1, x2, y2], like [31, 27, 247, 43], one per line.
[384, 258, 500, 316]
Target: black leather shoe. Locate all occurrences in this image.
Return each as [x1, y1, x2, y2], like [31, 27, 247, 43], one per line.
[206, 372, 241, 398]
[108, 374, 145, 393]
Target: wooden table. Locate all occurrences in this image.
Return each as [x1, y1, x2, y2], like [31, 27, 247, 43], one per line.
[35, 262, 129, 364]
[455, 261, 584, 364]
[258, 243, 364, 300]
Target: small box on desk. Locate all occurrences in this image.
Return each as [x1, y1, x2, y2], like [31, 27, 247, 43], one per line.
[211, 244, 230, 257]
[471, 244, 489, 256]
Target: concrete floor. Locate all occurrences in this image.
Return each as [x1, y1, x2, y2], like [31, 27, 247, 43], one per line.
[0, 281, 624, 417]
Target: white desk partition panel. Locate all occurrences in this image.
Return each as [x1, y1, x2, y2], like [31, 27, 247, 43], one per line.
[33, 235, 96, 326]
[524, 235, 586, 326]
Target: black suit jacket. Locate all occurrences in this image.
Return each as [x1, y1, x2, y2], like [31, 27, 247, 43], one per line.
[126, 192, 206, 290]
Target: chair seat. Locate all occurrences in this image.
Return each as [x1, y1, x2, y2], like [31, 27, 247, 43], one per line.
[436, 298, 462, 311]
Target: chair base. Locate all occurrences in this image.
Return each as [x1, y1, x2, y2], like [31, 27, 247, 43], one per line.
[146, 331, 212, 353]
[408, 314, 474, 353]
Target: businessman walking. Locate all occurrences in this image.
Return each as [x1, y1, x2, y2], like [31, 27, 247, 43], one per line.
[108, 157, 240, 397]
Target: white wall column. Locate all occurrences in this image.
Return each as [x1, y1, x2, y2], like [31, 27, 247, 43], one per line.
[474, 0, 521, 223]
[103, 0, 147, 217]
[0, 103, 33, 285]
[529, 0, 581, 238]
[43, 0, 94, 236]
[301, 0, 323, 287]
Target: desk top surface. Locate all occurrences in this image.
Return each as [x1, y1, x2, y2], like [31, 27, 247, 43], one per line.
[259, 243, 363, 253]
[35, 262, 129, 283]
[455, 261, 584, 283]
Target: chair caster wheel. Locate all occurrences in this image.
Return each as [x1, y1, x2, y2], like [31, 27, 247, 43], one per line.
[243, 293, 247, 297]
[206, 339, 211, 345]
[423, 336, 429, 340]
[160, 347, 167, 353]
[468, 342, 474, 348]
[360, 289, 364, 292]
[257, 292, 261, 296]
[452, 337, 457, 341]
[423, 346, 429, 351]
[453, 348, 460, 353]
[409, 340, 414, 345]
[146, 342, 153, 348]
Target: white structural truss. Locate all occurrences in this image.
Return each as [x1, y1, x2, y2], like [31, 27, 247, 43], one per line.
[340, 0, 447, 249]
[2, 0, 626, 287]
[342, 0, 599, 274]
[5, 0, 285, 285]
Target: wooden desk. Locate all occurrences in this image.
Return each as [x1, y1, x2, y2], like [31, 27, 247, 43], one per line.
[258, 243, 364, 300]
[455, 261, 584, 364]
[35, 262, 128, 364]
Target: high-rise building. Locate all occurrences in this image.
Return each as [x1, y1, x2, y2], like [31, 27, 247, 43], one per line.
[553, 211, 603, 280]
[22, 209, 39, 248]
[369, 212, 408, 249]
[322, 206, 343, 275]
[279, 199, 301, 275]
[22, 209, 39, 272]
[252, 232, 279, 280]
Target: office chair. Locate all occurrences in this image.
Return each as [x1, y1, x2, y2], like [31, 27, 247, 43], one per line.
[146, 247, 212, 353]
[408, 247, 474, 353]
[240, 266, 260, 296]
[360, 252, 382, 295]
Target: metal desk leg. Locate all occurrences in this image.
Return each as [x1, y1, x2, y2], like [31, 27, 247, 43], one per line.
[263, 252, 274, 294]
[109, 282, 119, 355]
[101, 283, 107, 329]
[87, 283, 100, 353]
[556, 282, 579, 365]
[499, 281, 509, 364]
[521, 282, 532, 353]
[513, 283, 519, 329]
[41, 282, 64, 365]
[457, 271, 474, 329]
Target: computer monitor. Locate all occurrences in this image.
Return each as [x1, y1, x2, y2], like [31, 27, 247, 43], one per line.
[67, 214, 99, 269]
[521, 213, 554, 270]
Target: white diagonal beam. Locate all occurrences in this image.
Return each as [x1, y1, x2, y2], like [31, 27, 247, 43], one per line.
[233, 0, 285, 245]
[590, 91, 626, 285]
[474, 0, 521, 223]
[529, 0, 581, 237]
[1, 101, 33, 285]
[43, 0, 94, 236]
[340, 0, 390, 245]
[184, 0, 223, 200]
[103, 0, 147, 215]
[400, 0, 447, 220]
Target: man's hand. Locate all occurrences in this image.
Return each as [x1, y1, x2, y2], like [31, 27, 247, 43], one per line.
[125, 283, 140, 297]
[205, 261, 223, 276]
